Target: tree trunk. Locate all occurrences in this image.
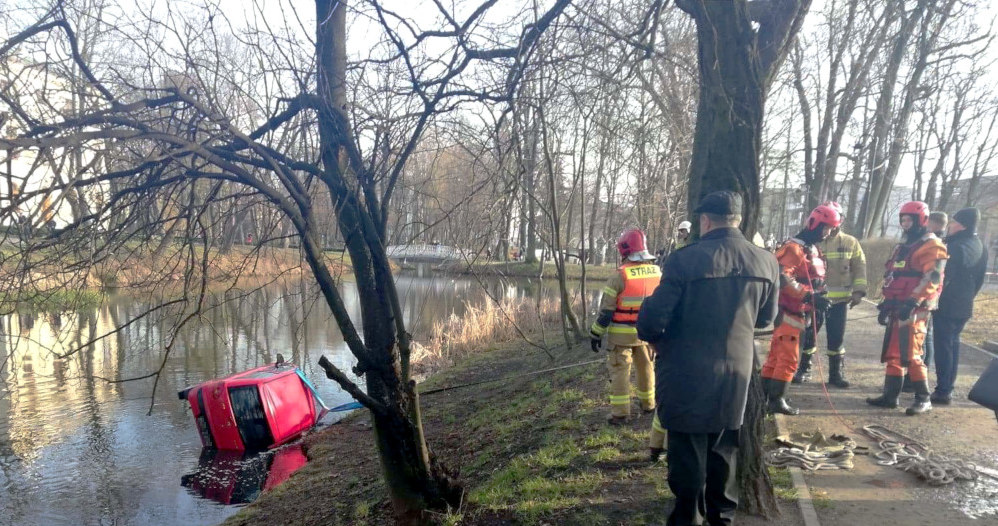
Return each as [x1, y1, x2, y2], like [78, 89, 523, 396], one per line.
[677, 0, 811, 517]
[314, 2, 462, 522]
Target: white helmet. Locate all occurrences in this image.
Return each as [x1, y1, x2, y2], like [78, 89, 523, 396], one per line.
[677, 221, 692, 231]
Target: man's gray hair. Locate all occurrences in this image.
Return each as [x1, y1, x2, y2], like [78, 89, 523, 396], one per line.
[704, 213, 742, 226]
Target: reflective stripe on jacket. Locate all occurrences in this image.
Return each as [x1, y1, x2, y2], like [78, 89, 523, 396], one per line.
[591, 262, 661, 346]
[819, 231, 867, 301]
[612, 264, 662, 324]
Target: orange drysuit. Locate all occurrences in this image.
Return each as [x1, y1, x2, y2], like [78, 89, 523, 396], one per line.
[879, 234, 948, 381]
[761, 240, 826, 382]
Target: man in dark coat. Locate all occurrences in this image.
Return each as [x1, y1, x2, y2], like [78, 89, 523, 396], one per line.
[637, 191, 780, 526]
[931, 207, 988, 404]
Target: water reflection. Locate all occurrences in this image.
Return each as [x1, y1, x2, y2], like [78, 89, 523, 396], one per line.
[181, 445, 308, 506]
[0, 272, 571, 526]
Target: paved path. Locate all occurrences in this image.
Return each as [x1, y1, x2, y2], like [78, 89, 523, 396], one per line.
[770, 301, 998, 525]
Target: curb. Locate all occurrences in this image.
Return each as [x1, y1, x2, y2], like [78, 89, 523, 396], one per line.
[773, 414, 822, 526]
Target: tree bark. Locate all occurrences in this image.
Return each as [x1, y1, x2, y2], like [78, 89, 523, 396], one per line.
[676, 0, 812, 517]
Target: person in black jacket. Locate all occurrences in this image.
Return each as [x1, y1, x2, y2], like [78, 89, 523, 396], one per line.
[637, 191, 780, 526]
[931, 207, 988, 404]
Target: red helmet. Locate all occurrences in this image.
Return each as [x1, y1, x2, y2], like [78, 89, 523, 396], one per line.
[807, 204, 842, 231]
[617, 228, 654, 260]
[822, 201, 844, 216]
[899, 201, 929, 227]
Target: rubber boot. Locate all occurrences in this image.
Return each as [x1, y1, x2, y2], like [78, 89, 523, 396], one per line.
[901, 372, 915, 393]
[906, 380, 933, 416]
[866, 376, 903, 408]
[792, 352, 813, 384]
[827, 355, 851, 389]
[649, 448, 664, 462]
[766, 380, 799, 415]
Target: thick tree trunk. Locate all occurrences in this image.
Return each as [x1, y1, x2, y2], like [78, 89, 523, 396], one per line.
[677, 0, 811, 517]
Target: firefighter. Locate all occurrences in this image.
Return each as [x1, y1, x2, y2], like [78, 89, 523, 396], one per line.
[867, 201, 948, 415]
[672, 221, 692, 252]
[761, 204, 839, 415]
[591, 228, 662, 425]
[793, 201, 867, 388]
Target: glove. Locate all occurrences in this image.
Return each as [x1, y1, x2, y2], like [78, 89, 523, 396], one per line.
[591, 336, 602, 353]
[804, 292, 830, 312]
[898, 299, 919, 321]
[849, 291, 866, 309]
[877, 302, 890, 326]
[812, 293, 831, 312]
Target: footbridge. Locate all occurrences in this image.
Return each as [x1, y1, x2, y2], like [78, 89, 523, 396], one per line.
[385, 244, 467, 263]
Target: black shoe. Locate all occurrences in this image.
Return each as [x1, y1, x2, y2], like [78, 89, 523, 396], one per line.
[766, 380, 800, 415]
[901, 373, 915, 393]
[792, 353, 813, 384]
[866, 376, 903, 409]
[649, 448, 664, 462]
[906, 381, 933, 415]
[930, 392, 952, 405]
[607, 415, 629, 426]
[827, 355, 851, 389]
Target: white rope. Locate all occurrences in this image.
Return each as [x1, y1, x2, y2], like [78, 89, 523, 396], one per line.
[862, 425, 978, 485]
[767, 446, 856, 471]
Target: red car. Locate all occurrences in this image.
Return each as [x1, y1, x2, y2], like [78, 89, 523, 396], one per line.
[179, 362, 321, 451]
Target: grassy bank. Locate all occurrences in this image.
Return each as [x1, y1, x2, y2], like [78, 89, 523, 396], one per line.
[223, 338, 799, 526]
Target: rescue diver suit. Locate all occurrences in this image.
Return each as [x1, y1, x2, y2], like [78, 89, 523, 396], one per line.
[591, 261, 662, 419]
[867, 232, 948, 414]
[761, 232, 828, 415]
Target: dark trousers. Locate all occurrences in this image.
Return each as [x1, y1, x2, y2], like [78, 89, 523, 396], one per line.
[932, 315, 969, 396]
[824, 301, 847, 353]
[801, 302, 847, 354]
[801, 308, 825, 353]
[923, 315, 935, 370]
[667, 429, 740, 526]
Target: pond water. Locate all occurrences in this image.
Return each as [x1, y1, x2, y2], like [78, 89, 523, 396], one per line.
[0, 270, 582, 526]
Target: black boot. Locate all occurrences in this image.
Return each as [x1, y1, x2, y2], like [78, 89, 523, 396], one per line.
[827, 355, 851, 389]
[901, 373, 915, 393]
[866, 376, 903, 408]
[766, 380, 800, 415]
[906, 380, 933, 416]
[792, 353, 813, 384]
[649, 447, 664, 462]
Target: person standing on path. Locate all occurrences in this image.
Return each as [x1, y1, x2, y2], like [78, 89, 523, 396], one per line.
[793, 201, 866, 388]
[904, 211, 949, 392]
[761, 204, 838, 415]
[931, 207, 987, 405]
[637, 191, 779, 526]
[591, 228, 661, 425]
[867, 201, 948, 415]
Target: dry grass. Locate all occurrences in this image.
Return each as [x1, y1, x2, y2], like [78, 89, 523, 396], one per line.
[410, 295, 580, 376]
[963, 292, 998, 345]
[860, 237, 896, 299]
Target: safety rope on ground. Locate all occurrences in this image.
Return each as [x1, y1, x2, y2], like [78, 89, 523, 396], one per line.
[862, 424, 979, 485]
[766, 443, 857, 471]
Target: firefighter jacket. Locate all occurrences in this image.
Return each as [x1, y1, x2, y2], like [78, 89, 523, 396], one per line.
[775, 239, 826, 315]
[636, 227, 779, 433]
[881, 233, 948, 309]
[819, 231, 867, 303]
[591, 261, 661, 347]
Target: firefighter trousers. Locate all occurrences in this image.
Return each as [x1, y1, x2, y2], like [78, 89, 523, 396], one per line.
[762, 313, 806, 383]
[608, 344, 654, 417]
[882, 311, 929, 381]
[649, 413, 666, 450]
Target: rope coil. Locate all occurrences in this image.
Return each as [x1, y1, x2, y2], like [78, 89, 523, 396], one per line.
[862, 425, 979, 485]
